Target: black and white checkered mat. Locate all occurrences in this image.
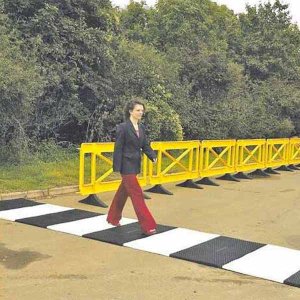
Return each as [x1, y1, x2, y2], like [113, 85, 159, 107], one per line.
[1, 198, 300, 288]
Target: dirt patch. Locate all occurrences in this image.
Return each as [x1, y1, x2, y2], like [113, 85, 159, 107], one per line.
[0, 242, 51, 270]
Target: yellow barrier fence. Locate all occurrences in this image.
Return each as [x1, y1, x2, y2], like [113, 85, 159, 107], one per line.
[288, 138, 300, 165]
[235, 139, 266, 172]
[79, 138, 299, 196]
[199, 140, 236, 177]
[79, 142, 148, 196]
[148, 141, 200, 185]
[265, 138, 290, 168]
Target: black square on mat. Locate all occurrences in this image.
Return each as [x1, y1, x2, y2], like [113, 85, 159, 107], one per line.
[0, 198, 43, 211]
[284, 270, 300, 288]
[83, 223, 175, 245]
[170, 236, 265, 268]
[17, 209, 101, 227]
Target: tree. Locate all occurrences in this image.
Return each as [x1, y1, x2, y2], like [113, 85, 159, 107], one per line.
[108, 40, 183, 140]
[0, 13, 43, 162]
[146, 0, 239, 51]
[237, 0, 300, 81]
[2, 0, 118, 143]
[119, 0, 152, 43]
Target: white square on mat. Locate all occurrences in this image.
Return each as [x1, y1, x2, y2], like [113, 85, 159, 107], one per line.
[223, 244, 300, 283]
[48, 215, 137, 236]
[124, 227, 219, 256]
[0, 204, 72, 221]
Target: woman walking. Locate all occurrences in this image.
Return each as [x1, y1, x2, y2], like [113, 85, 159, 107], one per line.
[106, 99, 157, 235]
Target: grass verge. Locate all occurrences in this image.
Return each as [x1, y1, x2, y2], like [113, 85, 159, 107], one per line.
[0, 158, 79, 194]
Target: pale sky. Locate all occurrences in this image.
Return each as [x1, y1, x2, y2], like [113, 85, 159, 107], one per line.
[110, 0, 300, 25]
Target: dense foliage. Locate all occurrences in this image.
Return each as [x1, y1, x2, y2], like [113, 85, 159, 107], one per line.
[0, 0, 299, 163]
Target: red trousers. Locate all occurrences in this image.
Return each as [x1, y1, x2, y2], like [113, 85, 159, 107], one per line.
[107, 174, 156, 233]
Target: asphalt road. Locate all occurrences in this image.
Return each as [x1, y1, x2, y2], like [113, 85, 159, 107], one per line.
[1, 170, 300, 299]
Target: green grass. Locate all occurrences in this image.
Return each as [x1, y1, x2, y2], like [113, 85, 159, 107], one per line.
[0, 158, 80, 193]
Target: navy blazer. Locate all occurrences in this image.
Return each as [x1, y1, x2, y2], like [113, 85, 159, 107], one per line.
[113, 120, 156, 175]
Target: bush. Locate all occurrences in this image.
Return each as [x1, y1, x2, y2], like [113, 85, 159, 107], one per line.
[143, 100, 183, 141]
[29, 139, 78, 163]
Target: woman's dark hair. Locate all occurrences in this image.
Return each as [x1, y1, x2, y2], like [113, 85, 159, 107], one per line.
[124, 98, 146, 120]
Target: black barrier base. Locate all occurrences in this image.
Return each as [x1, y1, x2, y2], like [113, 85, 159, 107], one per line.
[217, 173, 240, 182]
[143, 193, 151, 200]
[234, 172, 252, 180]
[195, 177, 219, 186]
[248, 169, 270, 177]
[288, 164, 300, 170]
[176, 179, 203, 189]
[144, 184, 173, 195]
[264, 167, 280, 175]
[276, 165, 294, 172]
[79, 194, 108, 208]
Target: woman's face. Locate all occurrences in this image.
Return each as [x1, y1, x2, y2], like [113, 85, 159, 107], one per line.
[129, 104, 144, 121]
